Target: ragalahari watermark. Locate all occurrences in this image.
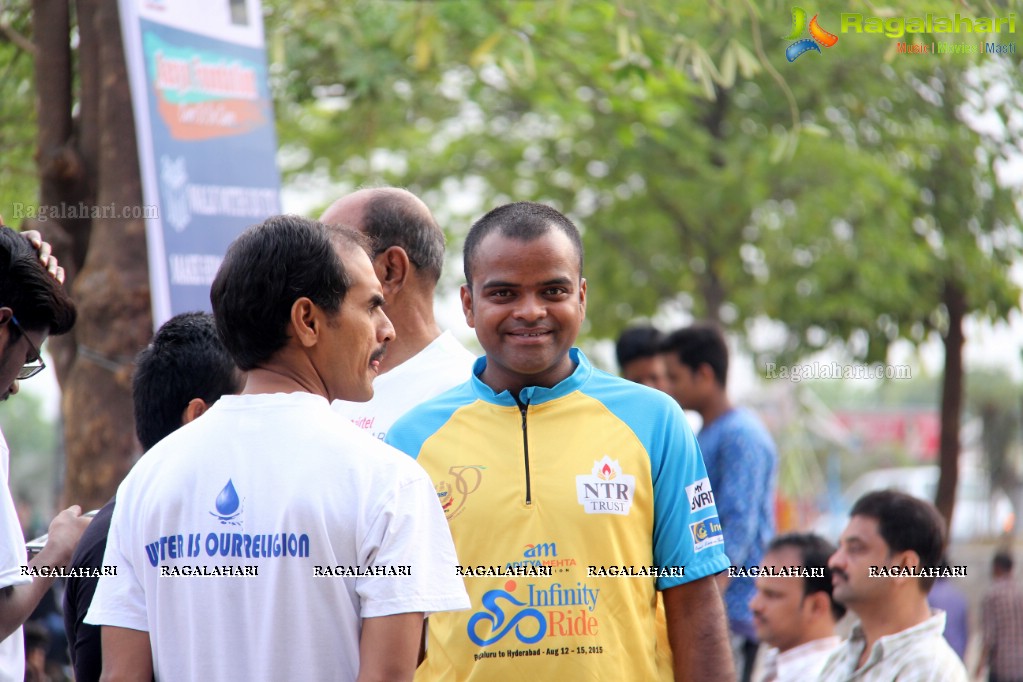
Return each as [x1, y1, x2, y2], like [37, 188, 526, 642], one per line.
[765, 361, 912, 382]
[11, 202, 158, 223]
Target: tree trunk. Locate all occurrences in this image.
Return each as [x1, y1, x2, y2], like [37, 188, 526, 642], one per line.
[33, 0, 151, 512]
[699, 270, 725, 325]
[934, 279, 965, 535]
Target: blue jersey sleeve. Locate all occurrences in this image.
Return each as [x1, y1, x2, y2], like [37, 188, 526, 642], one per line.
[583, 372, 729, 590]
[648, 401, 730, 589]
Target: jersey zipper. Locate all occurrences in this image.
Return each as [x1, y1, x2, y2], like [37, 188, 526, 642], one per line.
[515, 397, 532, 505]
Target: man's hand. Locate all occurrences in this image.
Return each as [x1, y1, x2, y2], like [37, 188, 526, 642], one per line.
[0, 506, 91, 641]
[20, 229, 65, 284]
[40, 505, 92, 567]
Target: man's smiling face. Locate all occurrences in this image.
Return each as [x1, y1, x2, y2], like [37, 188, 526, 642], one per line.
[461, 228, 586, 395]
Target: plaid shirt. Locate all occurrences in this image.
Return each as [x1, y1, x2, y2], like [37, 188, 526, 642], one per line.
[818, 610, 968, 682]
[981, 576, 1023, 678]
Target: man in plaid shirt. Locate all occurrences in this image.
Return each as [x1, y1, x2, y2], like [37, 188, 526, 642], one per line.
[978, 551, 1023, 682]
[818, 490, 967, 682]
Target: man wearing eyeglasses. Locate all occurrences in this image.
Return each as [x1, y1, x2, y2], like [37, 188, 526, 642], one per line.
[0, 225, 90, 682]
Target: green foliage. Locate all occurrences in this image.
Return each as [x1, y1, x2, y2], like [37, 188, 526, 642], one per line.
[267, 0, 1023, 356]
[761, 55, 1021, 363]
[967, 368, 1022, 410]
[0, 390, 58, 523]
[267, 0, 786, 337]
[0, 0, 38, 223]
[0, 390, 56, 461]
[2, 0, 1018, 359]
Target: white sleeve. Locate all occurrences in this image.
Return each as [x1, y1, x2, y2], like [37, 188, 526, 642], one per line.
[0, 488, 29, 591]
[356, 468, 469, 618]
[0, 435, 30, 591]
[83, 492, 149, 632]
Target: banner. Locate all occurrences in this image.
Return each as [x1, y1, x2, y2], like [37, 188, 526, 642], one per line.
[119, 0, 281, 326]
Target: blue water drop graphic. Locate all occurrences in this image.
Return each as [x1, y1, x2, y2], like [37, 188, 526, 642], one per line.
[215, 479, 240, 515]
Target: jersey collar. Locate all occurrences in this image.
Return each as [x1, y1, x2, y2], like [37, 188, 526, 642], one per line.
[470, 348, 591, 407]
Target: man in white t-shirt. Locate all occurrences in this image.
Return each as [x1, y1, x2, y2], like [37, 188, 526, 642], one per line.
[320, 188, 475, 441]
[86, 216, 469, 681]
[0, 227, 90, 682]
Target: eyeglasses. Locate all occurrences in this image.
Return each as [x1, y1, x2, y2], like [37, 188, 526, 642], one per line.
[9, 315, 45, 380]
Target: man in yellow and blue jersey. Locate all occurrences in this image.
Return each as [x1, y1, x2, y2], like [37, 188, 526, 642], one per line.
[387, 202, 734, 681]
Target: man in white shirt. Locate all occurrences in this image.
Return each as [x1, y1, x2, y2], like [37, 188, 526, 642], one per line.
[750, 533, 844, 682]
[0, 227, 90, 682]
[819, 490, 967, 682]
[87, 216, 469, 681]
[320, 188, 475, 441]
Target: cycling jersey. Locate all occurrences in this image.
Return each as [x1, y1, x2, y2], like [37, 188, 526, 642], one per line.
[387, 349, 729, 680]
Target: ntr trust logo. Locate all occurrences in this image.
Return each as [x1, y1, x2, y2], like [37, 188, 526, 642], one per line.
[784, 7, 839, 62]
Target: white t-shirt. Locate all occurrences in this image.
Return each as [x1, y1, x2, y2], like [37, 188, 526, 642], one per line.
[0, 430, 29, 682]
[333, 331, 476, 441]
[86, 392, 469, 681]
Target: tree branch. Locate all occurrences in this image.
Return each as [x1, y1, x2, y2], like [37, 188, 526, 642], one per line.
[0, 20, 36, 55]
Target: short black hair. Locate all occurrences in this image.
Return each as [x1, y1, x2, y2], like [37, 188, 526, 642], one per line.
[767, 532, 847, 621]
[661, 323, 729, 386]
[132, 312, 242, 451]
[0, 226, 76, 338]
[616, 326, 664, 368]
[994, 551, 1014, 573]
[210, 215, 369, 371]
[363, 191, 445, 284]
[850, 489, 946, 592]
[463, 202, 583, 287]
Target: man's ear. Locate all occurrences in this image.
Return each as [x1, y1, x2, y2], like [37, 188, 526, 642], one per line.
[290, 297, 319, 348]
[697, 362, 717, 385]
[460, 284, 475, 329]
[579, 278, 587, 316]
[181, 398, 209, 425]
[374, 246, 411, 298]
[805, 590, 830, 618]
[889, 549, 925, 590]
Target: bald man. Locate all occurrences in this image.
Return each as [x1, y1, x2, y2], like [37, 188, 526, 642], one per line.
[320, 188, 476, 441]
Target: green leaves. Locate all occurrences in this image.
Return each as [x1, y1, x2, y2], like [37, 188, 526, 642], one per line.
[265, 0, 1023, 356]
[0, 0, 37, 223]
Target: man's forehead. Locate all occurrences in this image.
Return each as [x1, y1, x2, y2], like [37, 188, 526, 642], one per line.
[330, 239, 374, 287]
[841, 514, 883, 543]
[662, 353, 683, 366]
[476, 230, 580, 270]
[763, 546, 802, 567]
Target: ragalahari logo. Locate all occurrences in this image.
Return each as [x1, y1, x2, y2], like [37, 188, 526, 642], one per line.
[784, 7, 839, 61]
